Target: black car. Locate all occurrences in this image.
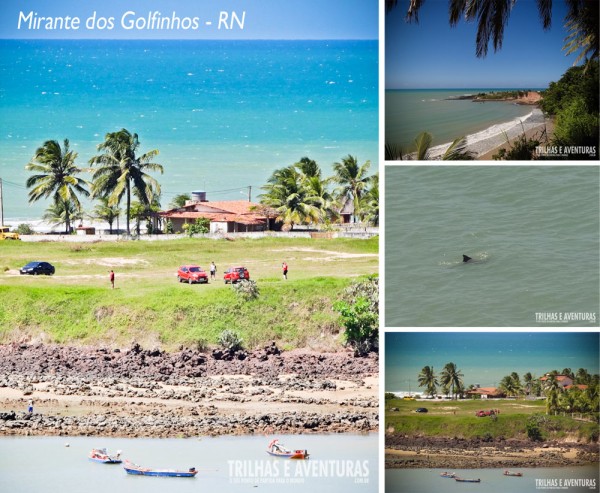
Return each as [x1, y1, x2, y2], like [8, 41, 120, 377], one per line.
[415, 407, 428, 413]
[20, 261, 55, 276]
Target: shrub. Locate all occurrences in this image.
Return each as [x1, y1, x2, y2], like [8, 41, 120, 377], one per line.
[232, 279, 260, 301]
[183, 217, 210, 237]
[333, 297, 378, 357]
[218, 329, 244, 352]
[526, 415, 545, 442]
[16, 223, 34, 235]
[553, 97, 599, 154]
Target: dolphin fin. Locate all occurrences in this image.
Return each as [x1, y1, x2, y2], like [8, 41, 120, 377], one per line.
[462, 255, 472, 263]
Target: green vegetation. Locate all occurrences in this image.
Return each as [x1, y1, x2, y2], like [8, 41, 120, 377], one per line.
[89, 128, 163, 235]
[333, 276, 378, 356]
[25, 139, 90, 234]
[182, 217, 210, 237]
[475, 90, 530, 100]
[386, 398, 598, 443]
[385, 132, 475, 161]
[259, 156, 378, 229]
[0, 237, 377, 350]
[218, 329, 244, 352]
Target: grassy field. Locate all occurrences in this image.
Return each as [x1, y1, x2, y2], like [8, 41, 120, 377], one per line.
[386, 397, 598, 442]
[0, 237, 378, 350]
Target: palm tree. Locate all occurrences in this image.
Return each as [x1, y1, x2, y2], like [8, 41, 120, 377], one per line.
[169, 193, 191, 209]
[25, 139, 89, 234]
[563, 1, 599, 71]
[414, 132, 433, 160]
[89, 129, 163, 235]
[295, 157, 321, 178]
[259, 166, 322, 230]
[417, 365, 439, 397]
[389, 0, 598, 62]
[561, 368, 574, 380]
[42, 199, 84, 232]
[499, 374, 522, 397]
[359, 173, 379, 226]
[387, 133, 475, 160]
[332, 155, 371, 222]
[93, 197, 121, 234]
[575, 368, 591, 385]
[440, 362, 464, 400]
[524, 372, 534, 397]
[546, 388, 559, 414]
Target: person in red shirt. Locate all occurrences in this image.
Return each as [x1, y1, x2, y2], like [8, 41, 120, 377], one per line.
[109, 270, 115, 289]
[282, 262, 288, 280]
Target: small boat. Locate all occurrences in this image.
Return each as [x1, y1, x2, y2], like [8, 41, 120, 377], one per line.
[440, 472, 456, 478]
[267, 439, 309, 459]
[88, 448, 122, 464]
[123, 460, 197, 477]
[455, 477, 481, 483]
[503, 470, 523, 477]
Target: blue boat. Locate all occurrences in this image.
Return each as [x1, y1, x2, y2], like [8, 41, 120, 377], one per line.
[88, 448, 122, 464]
[123, 460, 198, 477]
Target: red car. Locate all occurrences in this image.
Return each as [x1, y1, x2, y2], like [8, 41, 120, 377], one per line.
[223, 266, 250, 284]
[177, 265, 208, 284]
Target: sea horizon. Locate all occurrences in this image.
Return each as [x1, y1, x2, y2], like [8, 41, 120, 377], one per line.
[385, 88, 543, 150]
[386, 333, 600, 391]
[0, 38, 378, 221]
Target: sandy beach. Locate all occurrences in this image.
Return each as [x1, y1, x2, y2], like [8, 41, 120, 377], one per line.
[0, 343, 378, 438]
[428, 107, 552, 160]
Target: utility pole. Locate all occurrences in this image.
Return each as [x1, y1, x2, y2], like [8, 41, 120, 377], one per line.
[248, 185, 251, 202]
[0, 177, 4, 227]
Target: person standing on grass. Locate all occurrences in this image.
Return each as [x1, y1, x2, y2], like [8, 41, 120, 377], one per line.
[210, 261, 217, 280]
[109, 270, 115, 289]
[282, 261, 288, 280]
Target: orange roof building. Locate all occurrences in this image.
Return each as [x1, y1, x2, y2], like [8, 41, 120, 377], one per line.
[159, 196, 275, 234]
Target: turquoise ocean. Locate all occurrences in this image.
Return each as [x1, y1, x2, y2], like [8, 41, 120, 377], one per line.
[385, 333, 600, 392]
[385, 166, 600, 327]
[0, 39, 377, 220]
[385, 89, 539, 149]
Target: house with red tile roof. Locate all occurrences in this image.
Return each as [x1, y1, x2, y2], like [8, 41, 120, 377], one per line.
[539, 375, 574, 388]
[466, 387, 505, 399]
[563, 384, 588, 391]
[159, 195, 276, 234]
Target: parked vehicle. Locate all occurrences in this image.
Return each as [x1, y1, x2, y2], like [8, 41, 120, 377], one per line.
[475, 409, 500, 417]
[177, 265, 208, 284]
[415, 408, 428, 413]
[19, 261, 55, 275]
[0, 226, 19, 240]
[223, 266, 250, 284]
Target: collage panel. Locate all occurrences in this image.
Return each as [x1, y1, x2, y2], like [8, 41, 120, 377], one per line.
[384, 331, 600, 492]
[384, 165, 599, 327]
[384, 1, 599, 161]
[0, 1, 380, 492]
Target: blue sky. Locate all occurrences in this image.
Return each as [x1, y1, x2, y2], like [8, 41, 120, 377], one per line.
[385, 332, 600, 391]
[386, 0, 579, 88]
[0, 0, 377, 40]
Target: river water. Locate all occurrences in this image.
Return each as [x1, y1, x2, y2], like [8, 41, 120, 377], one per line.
[0, 434, 377, 492]
[387, 466, 599, 493]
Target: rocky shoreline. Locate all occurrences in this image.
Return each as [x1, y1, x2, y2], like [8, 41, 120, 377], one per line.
[386, 435, 599, 469]
[0, 343, 378, 438]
